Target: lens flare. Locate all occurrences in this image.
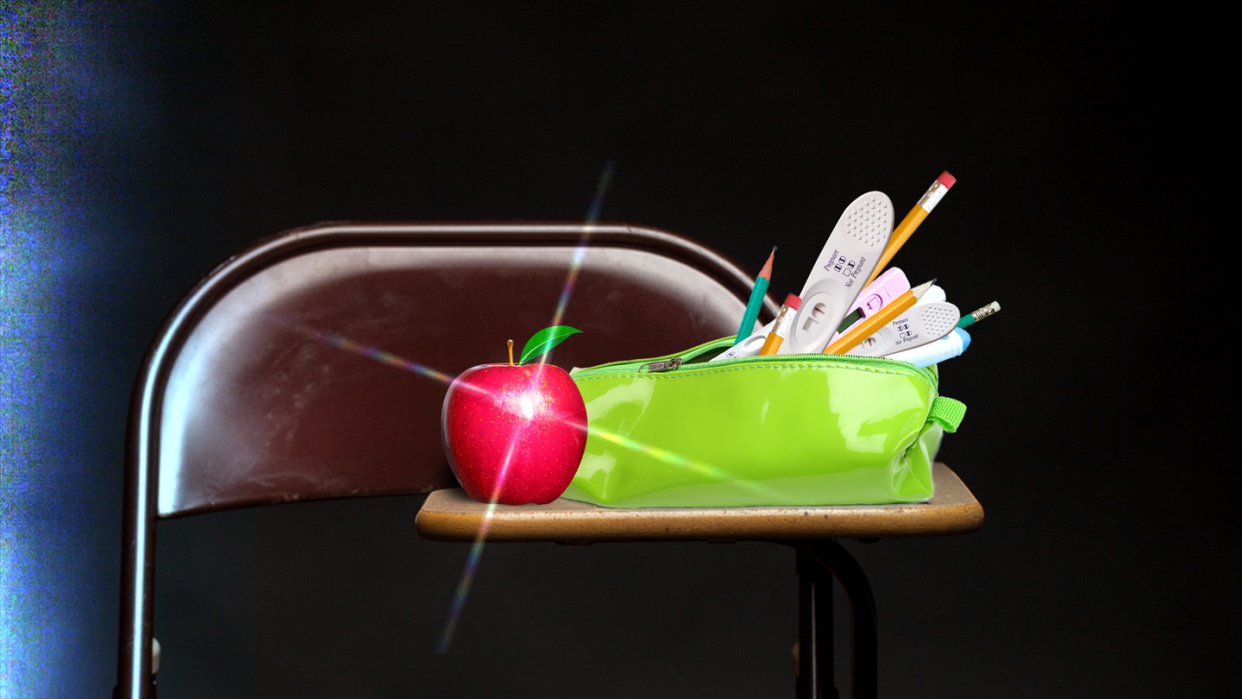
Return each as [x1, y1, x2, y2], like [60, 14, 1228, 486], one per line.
[432, 414, 781, 652]
[439, 162, 616, 651]
[435, 502, 496, 653]
[276, 165, 772, 653]
[277, 318, 457, 386]
[282, 314, 779, 654]
[582, 425, 738, 485]
[547, 160, 616, 337]
[285, 319, 763, 494]
[282, 320, 760, 493]
[435, 429, 522, 653]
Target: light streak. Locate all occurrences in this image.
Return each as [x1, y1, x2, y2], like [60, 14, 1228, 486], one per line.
[434, 359, 555, 652]
[434, 437, 517, 653]
[278, 319, 458, 385]
[438, 162, 616, 652]
[582, 424, 743, 486]
[284, 320, 759, 491]
[547, 160, 616, 336]
[278, 165, 776, 652]
[284, 318, 781, 642]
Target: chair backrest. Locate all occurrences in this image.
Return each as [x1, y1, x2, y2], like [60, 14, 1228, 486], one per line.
[116, 222, 776, 697]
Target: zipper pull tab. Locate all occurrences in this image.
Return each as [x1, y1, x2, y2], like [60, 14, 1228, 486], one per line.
[643, 357, 684, 372]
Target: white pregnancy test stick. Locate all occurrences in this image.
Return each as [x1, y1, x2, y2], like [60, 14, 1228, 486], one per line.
[710, 327, 771, 361]
[916, 284, 946, 305]
[846, 302, 961, 357]
[778, 191, 894, 355]
[884, 328, 971, 368]
[715, 283, 949, 362]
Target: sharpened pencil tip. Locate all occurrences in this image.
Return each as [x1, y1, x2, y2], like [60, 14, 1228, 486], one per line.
[911, 279, 937, 299]
[758, 248, 775, 279]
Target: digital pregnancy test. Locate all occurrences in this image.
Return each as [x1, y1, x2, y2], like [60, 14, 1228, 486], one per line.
[846, 302, 961, 357]
[778, 191, 894, 355]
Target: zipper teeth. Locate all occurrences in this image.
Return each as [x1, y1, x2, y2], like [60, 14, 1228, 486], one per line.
[697, 352, 935, 383]
[573, 337, 937, 385]
[572, 339, 722, 374]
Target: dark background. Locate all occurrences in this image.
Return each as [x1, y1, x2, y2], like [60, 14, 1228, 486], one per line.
[27, 1, 1232, 697]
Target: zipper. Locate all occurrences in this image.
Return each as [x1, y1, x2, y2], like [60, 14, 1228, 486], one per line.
[569, 337, 725, 376]
[643, 358, 684, 372]
[571, 336, 939, 386]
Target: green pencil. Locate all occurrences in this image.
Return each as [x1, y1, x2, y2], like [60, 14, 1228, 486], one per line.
[956, 301, 1001, 329]
[735, 248, 775, 345]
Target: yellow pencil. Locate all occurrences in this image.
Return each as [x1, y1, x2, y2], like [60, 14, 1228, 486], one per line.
[822, 290, 917, 355]
[864, 171, 955, 287]
[758, 294, 802, 356]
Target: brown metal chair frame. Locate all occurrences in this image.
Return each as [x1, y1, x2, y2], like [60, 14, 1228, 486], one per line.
[112, 222, 890, 698]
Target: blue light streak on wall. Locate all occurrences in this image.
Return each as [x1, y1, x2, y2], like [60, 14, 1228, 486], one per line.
[2, 5, 95, 696]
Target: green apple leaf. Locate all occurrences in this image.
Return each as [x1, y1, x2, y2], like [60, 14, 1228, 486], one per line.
[520, 325, 582, 364]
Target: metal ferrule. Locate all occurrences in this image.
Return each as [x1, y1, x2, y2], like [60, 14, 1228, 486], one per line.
[917, 180, 950, 213]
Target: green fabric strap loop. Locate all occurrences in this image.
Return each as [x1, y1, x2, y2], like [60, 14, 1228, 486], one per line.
[928, 396, 967, 433]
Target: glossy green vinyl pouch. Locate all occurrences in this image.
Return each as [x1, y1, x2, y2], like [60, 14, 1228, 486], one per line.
[563, 338, 966, 508]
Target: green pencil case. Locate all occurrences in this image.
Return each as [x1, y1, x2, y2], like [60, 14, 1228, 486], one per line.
[563, 337, 967, 508]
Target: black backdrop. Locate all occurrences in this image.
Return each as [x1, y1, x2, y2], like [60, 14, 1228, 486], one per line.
[48, 1, 1232, 697]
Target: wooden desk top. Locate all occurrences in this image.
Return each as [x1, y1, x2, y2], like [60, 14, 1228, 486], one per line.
[416, 462, 983, 543]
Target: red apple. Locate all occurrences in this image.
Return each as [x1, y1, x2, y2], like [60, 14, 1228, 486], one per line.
[441, 360, 588, 505]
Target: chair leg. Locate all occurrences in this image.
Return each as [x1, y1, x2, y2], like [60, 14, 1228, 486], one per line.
[114, 456, 157, 699]
[796, 549, 839, 699]
[782, 540, 877, 699]
[113, 583, 157, 699]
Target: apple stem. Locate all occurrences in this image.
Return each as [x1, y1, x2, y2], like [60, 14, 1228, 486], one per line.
[508, 339, 514, 366]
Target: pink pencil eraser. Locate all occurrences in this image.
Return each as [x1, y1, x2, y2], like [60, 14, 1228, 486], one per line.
[937, 171, 956, 189]
[784, 294, 801, 311]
